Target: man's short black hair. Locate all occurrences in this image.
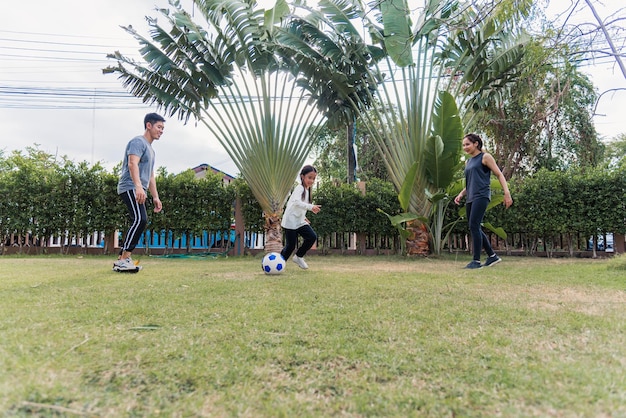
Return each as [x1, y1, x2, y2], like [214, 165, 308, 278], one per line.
[144, 112, 165, 128]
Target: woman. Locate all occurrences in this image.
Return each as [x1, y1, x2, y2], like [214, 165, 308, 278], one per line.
[454, 133, 513, 269]
[280, 165, 322, 269]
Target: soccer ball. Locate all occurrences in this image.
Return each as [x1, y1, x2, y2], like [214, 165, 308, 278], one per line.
[262, 252, 286, 275]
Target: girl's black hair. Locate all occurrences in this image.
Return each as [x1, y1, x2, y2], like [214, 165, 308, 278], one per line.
[464, 133, 483, 151]
[300, 165, 317, 202]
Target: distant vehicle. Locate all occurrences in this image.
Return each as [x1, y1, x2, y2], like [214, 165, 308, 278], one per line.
[587, 233, 614, 252]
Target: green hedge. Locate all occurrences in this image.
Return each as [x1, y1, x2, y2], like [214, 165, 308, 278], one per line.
[310, 179, 401, 249]
[481, 168, 626, 252]
[2, 148, 624, 254]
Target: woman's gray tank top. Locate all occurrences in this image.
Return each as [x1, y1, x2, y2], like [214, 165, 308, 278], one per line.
[465, 153, 491, 202]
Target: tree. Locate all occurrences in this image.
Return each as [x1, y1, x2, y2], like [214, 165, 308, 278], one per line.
[476, 40, 604, 177]
[550, 0, 626, 105]
[0, 147, 59, 252]
[603, 133, 626, 170]
[308, 0, 530, 254]
[311, 122, 390, 183]
[527, 1, 625, 170]
[276, 2, 384, 184]
[104, 0, 326, 253]
[274, 0, 530, 254]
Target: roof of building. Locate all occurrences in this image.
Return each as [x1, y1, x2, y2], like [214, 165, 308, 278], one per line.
[192, 163, 236, 181]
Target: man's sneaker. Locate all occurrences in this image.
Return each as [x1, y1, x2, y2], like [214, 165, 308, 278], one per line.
[292, 255, 309, 269]
[113, 257, 140, 272]
[483, 254, 502, 267]
[464, 260, 482, 269]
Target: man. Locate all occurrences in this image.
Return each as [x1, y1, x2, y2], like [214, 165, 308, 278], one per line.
[113, 113, 165, 272]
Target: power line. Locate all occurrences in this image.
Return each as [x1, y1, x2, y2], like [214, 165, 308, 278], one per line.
[0, 53, 113, 64]
[0, 19, 623, 111]
[0, 28, 130, 41]
[1, 45, 121, 57]
[0, 36, 134, 50]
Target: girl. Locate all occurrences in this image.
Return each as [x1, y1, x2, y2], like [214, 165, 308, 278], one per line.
[280, 165, 321, 269]
[454, 134, 513, 269]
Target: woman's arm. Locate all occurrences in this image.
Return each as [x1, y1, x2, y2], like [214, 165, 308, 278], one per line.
[483, 153, 513, 208]
[454, 187, 466, 205]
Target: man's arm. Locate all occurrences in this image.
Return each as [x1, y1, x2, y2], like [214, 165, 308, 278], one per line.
[128, 154, 146, 204]
[148, 173, 162, 213]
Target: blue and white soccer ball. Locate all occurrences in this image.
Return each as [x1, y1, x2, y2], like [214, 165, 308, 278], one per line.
[262, 252, 286, 275]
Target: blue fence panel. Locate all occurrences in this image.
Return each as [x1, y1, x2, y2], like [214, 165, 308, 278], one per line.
[135, 229, 238, 249]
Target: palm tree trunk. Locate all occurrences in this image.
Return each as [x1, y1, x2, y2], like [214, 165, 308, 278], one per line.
[347, 118, 357, 184]
[264, 213, 283, 254]
[405, 219, 430, 256]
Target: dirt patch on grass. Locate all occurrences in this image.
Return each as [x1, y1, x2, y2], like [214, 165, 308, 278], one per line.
[481, 284, 626, 316]
[529, 287, 626, 315]
[314, 257, 453, 274]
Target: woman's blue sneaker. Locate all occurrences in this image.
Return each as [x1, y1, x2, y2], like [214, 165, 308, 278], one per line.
[464, 260, 482, 269]
[483, 255, 502, 267]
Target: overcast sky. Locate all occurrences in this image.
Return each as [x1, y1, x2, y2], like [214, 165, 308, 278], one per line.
[1, 0, 624, 177]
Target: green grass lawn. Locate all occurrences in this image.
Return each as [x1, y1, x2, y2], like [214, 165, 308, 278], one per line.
[1, 254, 625, 417]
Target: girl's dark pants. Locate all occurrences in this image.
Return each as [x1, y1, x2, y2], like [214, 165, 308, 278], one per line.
[281, 224, 317, 260]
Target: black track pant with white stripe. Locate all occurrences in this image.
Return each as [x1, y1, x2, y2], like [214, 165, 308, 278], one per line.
[119, 189, 148, 255]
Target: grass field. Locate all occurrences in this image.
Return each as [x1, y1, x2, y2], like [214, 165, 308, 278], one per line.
[1, 254, 625, 417]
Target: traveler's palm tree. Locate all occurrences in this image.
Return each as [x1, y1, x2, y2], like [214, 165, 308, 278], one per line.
[275, 4, 385, 183]
[287, 0, 530, 254]
[104, 0, 325, 252]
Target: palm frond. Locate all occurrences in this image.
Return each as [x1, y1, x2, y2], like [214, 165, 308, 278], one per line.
[104, 0, 324, 217]
[338, 0, 525, 216]
[425, 91, 463, 189]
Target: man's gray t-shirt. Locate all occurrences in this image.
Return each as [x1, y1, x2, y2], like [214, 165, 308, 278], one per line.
[117, 135, 155, 194]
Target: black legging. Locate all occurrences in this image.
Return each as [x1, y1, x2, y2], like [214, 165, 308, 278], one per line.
[281, 224, 317, 260]
[466, 197, 495, 261]
[119, 189, 148, 254]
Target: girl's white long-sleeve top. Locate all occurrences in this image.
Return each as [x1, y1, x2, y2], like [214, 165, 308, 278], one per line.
[281, 184, 314, 230]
